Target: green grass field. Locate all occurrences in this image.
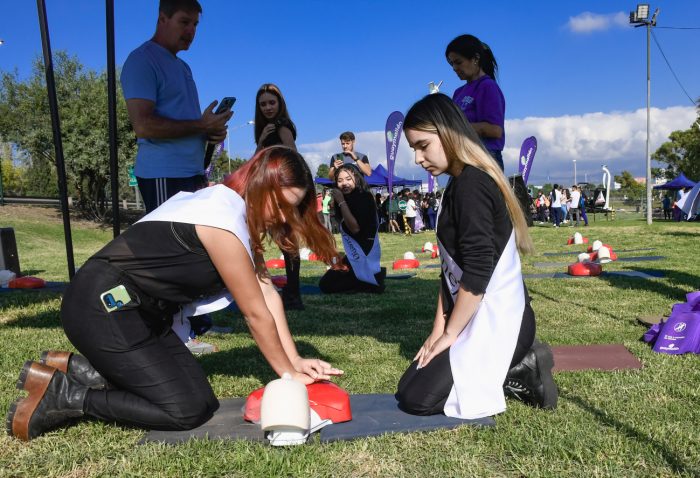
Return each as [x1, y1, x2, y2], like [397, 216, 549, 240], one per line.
[1, 205, 699, 477]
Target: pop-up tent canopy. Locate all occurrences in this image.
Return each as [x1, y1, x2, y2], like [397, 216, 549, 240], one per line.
[678, 182, 700, 220]
[316, 164, 422, 188]
[653, 173, 697, 190]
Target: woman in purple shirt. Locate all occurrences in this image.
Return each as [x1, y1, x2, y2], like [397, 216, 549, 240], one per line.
[446, 34, 506, 171]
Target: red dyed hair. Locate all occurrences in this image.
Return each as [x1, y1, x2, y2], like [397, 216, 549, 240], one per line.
[224, 146, 338, 272]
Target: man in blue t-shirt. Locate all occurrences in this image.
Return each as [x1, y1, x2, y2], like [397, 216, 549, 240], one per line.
[121, 0, 232, 213]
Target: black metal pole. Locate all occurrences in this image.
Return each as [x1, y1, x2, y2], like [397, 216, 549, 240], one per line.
[36, 0, 75, 279]
[106, 0, 120, 237]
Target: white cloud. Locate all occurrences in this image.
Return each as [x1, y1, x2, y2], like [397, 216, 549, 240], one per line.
[566, 12, 629, 34]
[299, 106, 697, 187]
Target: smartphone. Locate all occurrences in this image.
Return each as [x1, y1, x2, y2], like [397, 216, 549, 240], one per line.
[100, 285, 133, 313]
[215, 96, 236, 114]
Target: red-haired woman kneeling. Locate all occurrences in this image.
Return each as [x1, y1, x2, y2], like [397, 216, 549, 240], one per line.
[7, 146, 343, 441]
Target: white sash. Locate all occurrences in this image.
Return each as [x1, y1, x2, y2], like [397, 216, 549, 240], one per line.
[340, 223, 381, 285]
[136, 185, 253, 318]
[435, 182, 525, 419]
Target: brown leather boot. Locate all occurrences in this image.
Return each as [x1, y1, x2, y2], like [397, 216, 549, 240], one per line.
[6, 361, 88, 441]
[40, 350, 110, 390]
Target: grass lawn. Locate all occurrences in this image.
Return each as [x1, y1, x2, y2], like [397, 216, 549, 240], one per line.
[1, 205, 699, 477]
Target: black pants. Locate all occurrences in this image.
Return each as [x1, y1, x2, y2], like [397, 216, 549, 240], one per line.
[395, 300, 536, 415]
[282, 251, 301, 298]
[319, 265, 385, 294]
[137, 175, 207, 213]
[61, 260, 218, 430]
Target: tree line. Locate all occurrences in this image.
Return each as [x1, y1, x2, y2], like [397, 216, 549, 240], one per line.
[0, 52, 247, 221]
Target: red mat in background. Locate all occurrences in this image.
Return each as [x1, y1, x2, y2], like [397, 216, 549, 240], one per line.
[552, 344, 642, 372]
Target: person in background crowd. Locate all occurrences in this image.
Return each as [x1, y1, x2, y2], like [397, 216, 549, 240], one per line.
[396, 93, 556, 419]
[316, 192, 324, 224]
[569, 186, 580, 227]
[578, 188, 589, 226]
[253, 83, 304, 310]
[550, 184, 562, 228]
[561, 188, 570, 225]
[376, 193, 388, 232]
[446, 34, 506, 171]
[426, 192, 437, 230]
[413, 191, 425, 232]
[535, 190, 548, 224]
[405, 191, 418, 234]
[385, 193, 401, 233]
[662, 194, 672, 220]
[321, 189, 333, 231]
[420, 193, 430, 231]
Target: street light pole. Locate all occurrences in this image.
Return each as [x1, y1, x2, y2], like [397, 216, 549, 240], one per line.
[0, 41, 4, 205]
[573, 159, 577, 185]
[226, 120, 254, 173]
[630, 3, 659, 225]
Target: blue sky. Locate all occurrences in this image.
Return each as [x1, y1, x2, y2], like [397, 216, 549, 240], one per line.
[1, 0, 699, 186]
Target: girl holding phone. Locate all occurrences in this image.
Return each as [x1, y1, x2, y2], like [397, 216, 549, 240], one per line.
[253, 84, 305, 311]
[7, 147, 343, 441]
[395, 94, 557, 419]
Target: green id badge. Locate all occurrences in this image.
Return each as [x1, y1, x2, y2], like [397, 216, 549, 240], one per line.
[100, 285, 133, 313]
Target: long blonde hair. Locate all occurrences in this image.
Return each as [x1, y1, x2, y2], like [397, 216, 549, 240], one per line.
[404, 94, 534, 254]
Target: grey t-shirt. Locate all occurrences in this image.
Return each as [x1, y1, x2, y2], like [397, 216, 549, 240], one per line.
[329, 152, 369, 169]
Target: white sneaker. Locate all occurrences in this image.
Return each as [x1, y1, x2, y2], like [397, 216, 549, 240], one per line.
[185, 338, 219, 355]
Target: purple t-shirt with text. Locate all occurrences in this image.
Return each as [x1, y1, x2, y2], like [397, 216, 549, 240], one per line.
[452, 76, 505, 151]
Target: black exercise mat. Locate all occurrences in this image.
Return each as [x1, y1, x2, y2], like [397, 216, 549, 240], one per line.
[319, 394, 494, 443]
[532, 256, 665, 268]
[141, 394, 494, 445]
[542, 248, 655, 257]
[141, 397, 263, 444]
[0, 281, 68, 293]
[386, 273, 416, 280]
[524, 270, 664, 280]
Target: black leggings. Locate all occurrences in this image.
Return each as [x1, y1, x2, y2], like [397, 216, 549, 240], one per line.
[319, 266, 384, 294]
[395, 301, 536, 415]
[61, 260, 218, 430]
[282, 251, 301, 297]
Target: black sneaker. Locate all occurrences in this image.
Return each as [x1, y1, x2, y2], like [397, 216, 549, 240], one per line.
[503, 340, 558, 409]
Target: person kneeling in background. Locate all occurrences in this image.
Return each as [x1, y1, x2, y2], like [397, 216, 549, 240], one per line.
[319, 164, 385, 294]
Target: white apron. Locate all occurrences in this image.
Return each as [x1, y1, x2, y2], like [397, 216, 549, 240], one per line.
[136, 185, 253, 335]
[340, 222, 381, 285]
[436, 193, 525, 419]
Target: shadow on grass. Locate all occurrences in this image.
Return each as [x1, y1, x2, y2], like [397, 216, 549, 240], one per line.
[216, 275, 438, 361]
[197, 341, 327, 384]
[15, 268, 49, 276]
[599, 267, 700, 301]
[658, 230, 700, 238]
[526, 287, 624, 322]
[0, 289, 63, 329]
[562, 391, 699, 476]
[0, 276, 434, 363]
